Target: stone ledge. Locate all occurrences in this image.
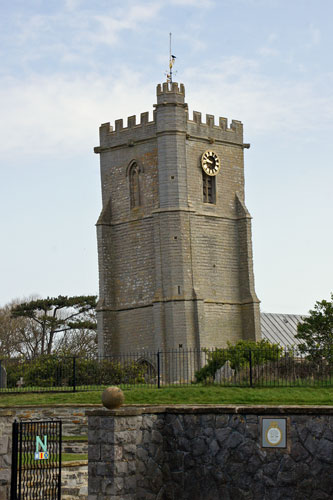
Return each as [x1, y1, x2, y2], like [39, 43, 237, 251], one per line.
[0, 404, 102, 409]
[62, 461, 88, 467]
[86, 404, 333, 417]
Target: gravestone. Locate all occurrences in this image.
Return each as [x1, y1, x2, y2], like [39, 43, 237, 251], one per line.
[214, 360, 235, 383]
[16, 377, 24, 389]
[0, 363, 6, 389]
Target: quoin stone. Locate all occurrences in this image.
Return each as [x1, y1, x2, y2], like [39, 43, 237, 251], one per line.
[95, 81, 261, 355]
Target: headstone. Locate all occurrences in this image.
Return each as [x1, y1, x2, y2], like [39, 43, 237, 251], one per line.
[214, 360, 235, 383]
[0, 363, 6, 389]
[16, 377, 24, 388]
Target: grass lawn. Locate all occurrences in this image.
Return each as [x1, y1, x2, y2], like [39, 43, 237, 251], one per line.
[62, 435, 88, 441]
[0, 385, 333, 406]
[62, 453, 87, 461]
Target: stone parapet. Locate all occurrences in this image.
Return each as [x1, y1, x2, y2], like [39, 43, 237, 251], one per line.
[0, 406, 94, 500]
[87, 404, 333, 415]
[3, 404, 100, 435]
[87, 405, 333, 499]
[0, 411, 14, 500]
[62, 462, 88, 500]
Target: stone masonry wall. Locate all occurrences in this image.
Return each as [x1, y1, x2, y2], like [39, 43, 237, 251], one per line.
[87, 405, 333, 500]
[11, 405, 93, 435]
[95, 81, 261, 355]
[0, 411, 14, 500]
[0, 405, 97, 500]
[62, 463, 88, 500]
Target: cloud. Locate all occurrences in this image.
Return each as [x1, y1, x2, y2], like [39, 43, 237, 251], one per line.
[92, 3, 162, 46]
[308, 24, 321, 47]
[4, 1, 163, 66]
[0, 70, 154, 160]
[1, 53, 332, 165]
[169, 0, 214, 6]
[258, 32, 280, 58]
[183, 56, 333, 136]
[1, 1, 332, 163]
[64, 0, 83, 10]
[3, 0, 210, 65]
[268, 33, 278, 43]
[232, 0, 278, 5]
[258, 47, 280, 57]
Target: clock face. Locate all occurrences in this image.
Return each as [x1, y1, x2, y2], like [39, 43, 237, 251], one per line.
[201, 150, 221, 176]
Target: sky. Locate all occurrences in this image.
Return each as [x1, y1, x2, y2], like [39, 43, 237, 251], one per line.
[0, 0, 332, 314]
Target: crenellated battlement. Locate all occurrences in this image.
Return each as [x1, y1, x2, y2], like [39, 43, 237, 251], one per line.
[97, 111, 156, 149]
[95, 81, 243, 152]
[156, 81, 185, 106]
[189, 110, 242, 132]
[99, 111, 155, 134]
[187, 110, 243, 143]
[156, 82, 185, 96]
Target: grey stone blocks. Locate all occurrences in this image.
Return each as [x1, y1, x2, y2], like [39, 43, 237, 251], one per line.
[88, 407, 333, 500]
[95, 82, 261, 355]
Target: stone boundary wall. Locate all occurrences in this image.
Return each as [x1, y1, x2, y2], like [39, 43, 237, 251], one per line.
[0, 411, 14, 500]
[8, 404, 99, 435]
[62, 462, 88, 500]
[0, 405, 98, 500]
[87, 405, 333, 500]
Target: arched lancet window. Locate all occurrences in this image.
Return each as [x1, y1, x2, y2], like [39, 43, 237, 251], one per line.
[202, 171, 216, 204]
[127, 161, 143, 209]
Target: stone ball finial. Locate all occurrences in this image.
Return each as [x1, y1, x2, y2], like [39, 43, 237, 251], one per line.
[101, 386, 125, 409]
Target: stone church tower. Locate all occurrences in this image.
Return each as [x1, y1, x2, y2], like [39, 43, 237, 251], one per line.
[95, 82, 261, 355]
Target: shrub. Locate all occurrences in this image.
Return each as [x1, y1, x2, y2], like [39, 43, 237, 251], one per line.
[195, 340, 283, 383]
[295, 293, 333, 363]
[250, 355, 332, 384]
[6, 355, 61, 388]
[72, 357, 147, 386]
[5, 355, 147, 389]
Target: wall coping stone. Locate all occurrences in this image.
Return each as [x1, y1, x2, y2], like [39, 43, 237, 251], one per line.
[1, 404, 332, 415]
[62, 461, 88, 467]
[0, 404, 102, 409]
[86, 404, 333, 416]
[0, 411, 14, 416]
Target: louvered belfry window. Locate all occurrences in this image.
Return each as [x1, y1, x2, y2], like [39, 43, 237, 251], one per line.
[202, 171, 216, 204]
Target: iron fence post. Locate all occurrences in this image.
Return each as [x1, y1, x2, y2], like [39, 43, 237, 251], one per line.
[58, 421, 62, 500]
[157, 351, 161, 389]
[73, 356, 76, 393]
[249, 349, 253, 387]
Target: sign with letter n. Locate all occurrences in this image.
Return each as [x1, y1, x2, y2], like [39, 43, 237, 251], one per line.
[11, 419, 62, 500]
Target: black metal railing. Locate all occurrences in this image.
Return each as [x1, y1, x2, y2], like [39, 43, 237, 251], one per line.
[11, 419, 62, 500]
[2, 347, 333, 393]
